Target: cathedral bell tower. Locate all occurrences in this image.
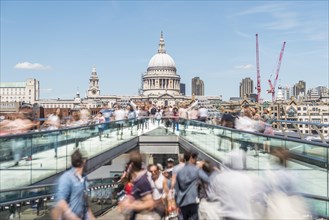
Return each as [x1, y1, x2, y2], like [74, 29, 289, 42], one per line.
[87, 66, 100, 97]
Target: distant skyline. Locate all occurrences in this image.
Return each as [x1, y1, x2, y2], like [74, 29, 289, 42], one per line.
[1, 1, 328, 101]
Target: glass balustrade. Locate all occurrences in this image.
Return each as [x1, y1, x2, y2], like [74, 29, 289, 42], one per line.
[178, 118, 329, 217]
[0, 117, 328, 217]
[0, 119, 142, 191]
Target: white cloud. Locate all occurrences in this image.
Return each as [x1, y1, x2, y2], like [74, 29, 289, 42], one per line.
[235, 64, 253, 69]
[235, 30, 253, 39]
[261, 13, 300, 30]
[233, 3, 284, 16]
[14, 62, 51, 70]
[235, 3, 301, 30]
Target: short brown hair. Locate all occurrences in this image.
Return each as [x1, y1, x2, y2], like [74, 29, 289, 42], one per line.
[129, 151, 143, 172]
[71, 149, 87, 167]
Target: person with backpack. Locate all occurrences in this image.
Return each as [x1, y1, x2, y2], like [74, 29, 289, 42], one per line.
[150, 105, 157, 125]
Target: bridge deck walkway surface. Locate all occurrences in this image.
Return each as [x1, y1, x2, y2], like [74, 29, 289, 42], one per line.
[97, 207, 125, 220]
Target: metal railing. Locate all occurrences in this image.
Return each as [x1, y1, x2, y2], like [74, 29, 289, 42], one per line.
[0, 177, 123, 219]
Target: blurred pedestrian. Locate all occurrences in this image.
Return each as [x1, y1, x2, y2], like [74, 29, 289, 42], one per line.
[264, 147, 311, 219]
[3, 110, 38, 166]
[113, 104, 126, 140]
[155, 109, 162, 127]
[198, 106, 208, 123]
[216, 154, 255, 219]
[118, 151, 159, 220]
[126, 104, 136, 135]
[172, 107, 179, 132]
[94, 112, 105, 141]
[148, 164, 166, 218]
[100, 104, 112, 138]
[44, 108, 62, 157]
[198, 160, 221, 220]
[175, 151, 209, 220]
[51, 149, 95, 220]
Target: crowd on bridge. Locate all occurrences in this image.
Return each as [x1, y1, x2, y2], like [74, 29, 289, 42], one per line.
[0, 99, 275, 136]
[0, 101, 315, 220]
[0, 100, 276, 167]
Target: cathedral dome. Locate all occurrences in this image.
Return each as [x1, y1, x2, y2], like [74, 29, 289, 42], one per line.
[143, 32, 181, 97]
[146, 32, 176, 72]
[148, 53, 176, 69]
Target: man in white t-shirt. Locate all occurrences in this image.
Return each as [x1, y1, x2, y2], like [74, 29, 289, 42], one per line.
[112, 104, 126, 140]
[179, 105, 188, 134]
[198, 106, 208, 123]
[148, 164, 166, 218]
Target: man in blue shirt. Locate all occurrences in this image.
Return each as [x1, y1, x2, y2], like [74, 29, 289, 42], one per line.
[175, 151, 209, 220]
[52, 149, 95, 220]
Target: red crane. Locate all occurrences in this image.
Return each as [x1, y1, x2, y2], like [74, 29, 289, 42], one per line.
[267, 41, 286, 102]
[256, 33, 261, 103]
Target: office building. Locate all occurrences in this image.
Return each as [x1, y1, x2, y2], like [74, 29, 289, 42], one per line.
[293, 80, 306, 99]
[191, 77, 204, 96]
[180, 83, 186, 95]
[0, 78, 40, 104]
[239, 77, 253, 98]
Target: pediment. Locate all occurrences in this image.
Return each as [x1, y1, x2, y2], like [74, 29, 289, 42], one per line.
[286, 106, 297, 113]
[240, 99, 250, 107]
[289, 100, 297, 106]
[158, 93, 175, 99]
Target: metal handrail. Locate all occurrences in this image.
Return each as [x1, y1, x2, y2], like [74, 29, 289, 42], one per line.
[195, 120, 329, 147]
[0, 184, 56, 194]
[274, 119, 329, 127]
[301, 193, 329, 202]
[0, 177, 119, 206]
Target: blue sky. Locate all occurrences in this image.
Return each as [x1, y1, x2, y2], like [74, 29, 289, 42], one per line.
[1, 1, 328, 101]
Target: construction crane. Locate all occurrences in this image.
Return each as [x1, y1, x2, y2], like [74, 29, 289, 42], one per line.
[255, 33, 261, 103]
[267, 41, 286, 103]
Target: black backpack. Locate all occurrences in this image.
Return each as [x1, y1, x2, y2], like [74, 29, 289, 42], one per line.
[150, 107, 156, 115]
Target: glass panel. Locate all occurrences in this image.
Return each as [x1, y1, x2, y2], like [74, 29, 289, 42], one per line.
[179, 119, 329, 210]
[0, 118, 143, 190]
[304, 197, 329, 217]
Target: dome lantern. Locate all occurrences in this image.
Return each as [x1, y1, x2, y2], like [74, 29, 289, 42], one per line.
[147, 31, 176, 70]
[158, 31, 166, 54]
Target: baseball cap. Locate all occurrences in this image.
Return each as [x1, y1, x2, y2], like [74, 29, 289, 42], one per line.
[167, 158, 174, 162]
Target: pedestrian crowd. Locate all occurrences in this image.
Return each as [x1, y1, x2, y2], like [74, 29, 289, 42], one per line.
[115, 149, 311, 220]
[0, 101, 313, 220]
